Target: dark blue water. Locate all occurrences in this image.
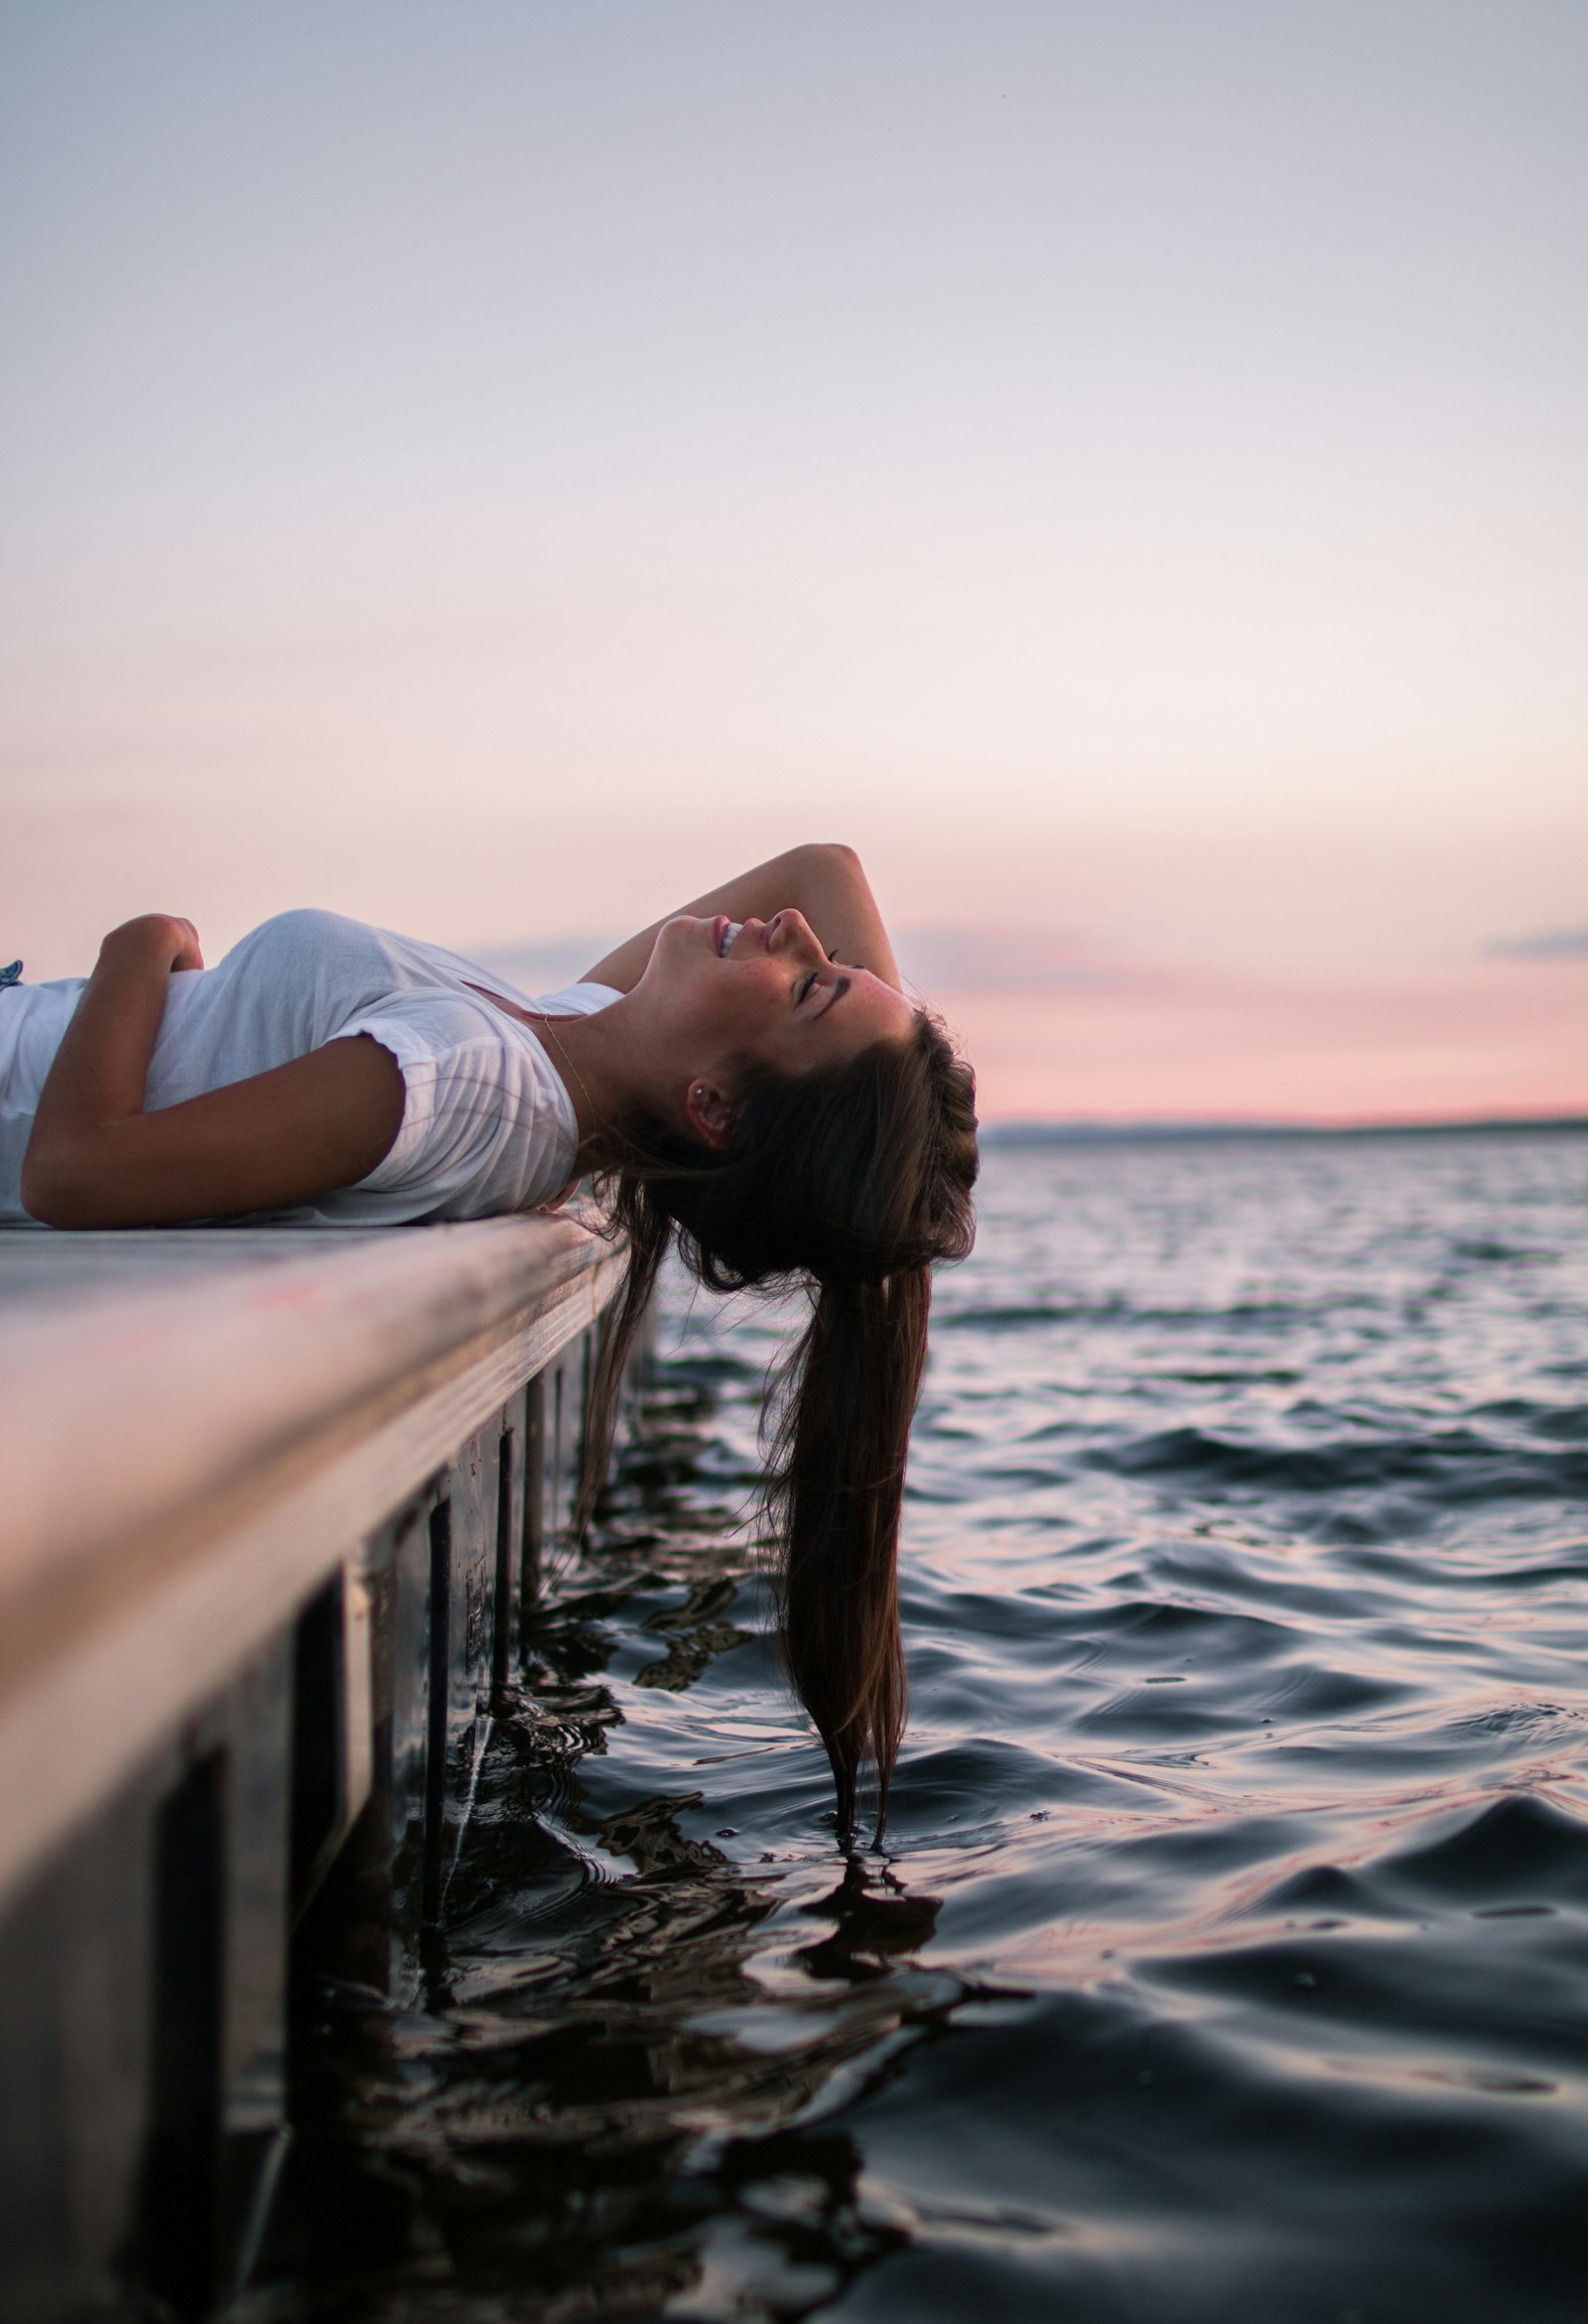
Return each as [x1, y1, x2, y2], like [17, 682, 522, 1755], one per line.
[265, 1130, 1588, 2323]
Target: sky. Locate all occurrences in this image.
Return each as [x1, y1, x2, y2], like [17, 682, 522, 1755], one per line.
[3, 0, 1584, 1121]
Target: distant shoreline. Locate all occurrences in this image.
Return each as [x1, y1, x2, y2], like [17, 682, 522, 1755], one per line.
[982, 1113, 1588, 1147]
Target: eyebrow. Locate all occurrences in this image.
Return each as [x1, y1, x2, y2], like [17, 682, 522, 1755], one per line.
[817, 973, 852, 1015]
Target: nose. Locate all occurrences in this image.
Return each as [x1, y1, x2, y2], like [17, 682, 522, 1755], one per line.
[765, 909, 823, 961]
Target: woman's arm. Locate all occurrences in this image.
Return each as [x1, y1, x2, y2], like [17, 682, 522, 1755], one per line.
[582, 841, 903, 994]
[22, 915, 405, 1228]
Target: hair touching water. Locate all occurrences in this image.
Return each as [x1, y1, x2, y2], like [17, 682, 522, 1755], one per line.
[578, 1009, 980, 1840]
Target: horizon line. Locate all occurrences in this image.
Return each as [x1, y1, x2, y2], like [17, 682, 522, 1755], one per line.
[981, 1110, 1588, 1145]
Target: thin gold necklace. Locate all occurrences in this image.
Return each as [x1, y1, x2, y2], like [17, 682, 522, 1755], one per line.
[463, 978, 605, 1162]
[535, 1014, 603, 1158]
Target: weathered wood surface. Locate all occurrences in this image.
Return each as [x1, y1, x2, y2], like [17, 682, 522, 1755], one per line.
[0, 1216, 634, 2319]
[0, 1216, 623, 1906]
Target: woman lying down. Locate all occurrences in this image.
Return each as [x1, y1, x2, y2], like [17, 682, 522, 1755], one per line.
[2, 844, 979, 1834]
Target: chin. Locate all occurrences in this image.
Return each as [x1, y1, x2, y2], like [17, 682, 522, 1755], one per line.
[644, 916, 712, 1000]
[652, 915, 701, 960]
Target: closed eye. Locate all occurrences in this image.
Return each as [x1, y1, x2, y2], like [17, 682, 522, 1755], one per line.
[800, 969, 852, 1017]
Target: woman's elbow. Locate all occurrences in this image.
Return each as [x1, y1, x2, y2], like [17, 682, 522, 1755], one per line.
[785, 839, 867, 892]
[21, 1142, 119, 1229]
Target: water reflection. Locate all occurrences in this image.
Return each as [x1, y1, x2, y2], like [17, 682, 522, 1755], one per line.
[257, 1361, 963, 2323]
[796, 1863, 942, 1985]
[257, 1135, 1588, 2324]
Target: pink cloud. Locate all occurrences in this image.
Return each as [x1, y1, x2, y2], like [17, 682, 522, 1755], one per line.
[940, 958, 1588, 1124]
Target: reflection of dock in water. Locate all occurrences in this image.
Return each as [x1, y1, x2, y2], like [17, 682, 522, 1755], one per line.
[0, 1217, 628, 2321]
[288, 1746, 948, 2318]
[272, 1347, 957, 2321]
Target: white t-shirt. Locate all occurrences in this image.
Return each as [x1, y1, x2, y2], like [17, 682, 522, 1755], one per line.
[0, 909, 621, 1226]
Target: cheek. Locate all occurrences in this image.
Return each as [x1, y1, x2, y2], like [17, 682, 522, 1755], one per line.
[676, 971, 762, 1054]
[728, 980, 793, 1057]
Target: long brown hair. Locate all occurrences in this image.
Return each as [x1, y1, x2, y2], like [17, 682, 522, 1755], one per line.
[579, 1010, 978, 1838]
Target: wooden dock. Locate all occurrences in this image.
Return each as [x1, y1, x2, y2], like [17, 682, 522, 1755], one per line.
[0, 1216, 631, 2323]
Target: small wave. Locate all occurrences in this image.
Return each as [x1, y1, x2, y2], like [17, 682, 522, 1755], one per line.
[1248, 1861, 1406, 1926]
[1382, 1794, 1588, 1908]
[940, 1297, 1312, 1335]
[1447, 1702, 1585, 1742]
[1087, 1423, 1588, 1499]
[266, 1131, 1588, 2324]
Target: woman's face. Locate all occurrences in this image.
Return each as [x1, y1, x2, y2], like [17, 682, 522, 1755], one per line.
[641, 909, 917, 1087]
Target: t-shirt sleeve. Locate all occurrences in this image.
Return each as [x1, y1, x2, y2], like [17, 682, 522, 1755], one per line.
[337, 990, 566, 1213]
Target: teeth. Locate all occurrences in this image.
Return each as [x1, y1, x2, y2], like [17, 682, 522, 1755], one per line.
[720, 920, 742, 957]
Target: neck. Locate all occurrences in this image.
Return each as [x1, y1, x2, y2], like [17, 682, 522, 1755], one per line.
[524, 998, 666, 1160]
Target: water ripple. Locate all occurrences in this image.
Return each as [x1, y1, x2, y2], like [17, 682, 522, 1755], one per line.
[263, 1131, 1588, 2323]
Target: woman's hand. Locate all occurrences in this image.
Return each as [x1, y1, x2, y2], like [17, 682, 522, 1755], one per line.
[100, 913, 205, 974]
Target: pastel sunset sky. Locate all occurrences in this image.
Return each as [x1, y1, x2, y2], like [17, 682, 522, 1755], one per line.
[4, 2, 1584, 1120]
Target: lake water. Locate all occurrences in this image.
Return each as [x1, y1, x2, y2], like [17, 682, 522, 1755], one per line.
[267, 1129, 1588, 2323]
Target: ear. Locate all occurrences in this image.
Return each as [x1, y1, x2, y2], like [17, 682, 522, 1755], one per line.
[685, 1077, 737, 1150]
